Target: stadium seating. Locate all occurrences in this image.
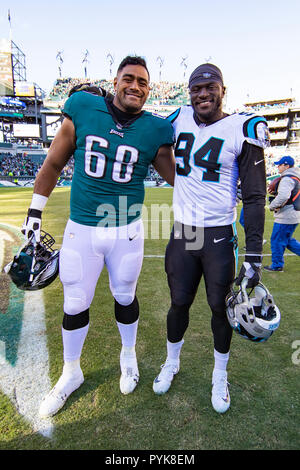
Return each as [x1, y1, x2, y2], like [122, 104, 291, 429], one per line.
[1, 79, 299, 186]
[49, 77, 190, 106]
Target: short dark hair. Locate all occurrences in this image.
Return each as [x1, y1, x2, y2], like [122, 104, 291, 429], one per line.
[117, 55, 150, 79]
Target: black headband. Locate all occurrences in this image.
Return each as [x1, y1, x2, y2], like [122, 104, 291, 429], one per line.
[189, 63, 224, 89]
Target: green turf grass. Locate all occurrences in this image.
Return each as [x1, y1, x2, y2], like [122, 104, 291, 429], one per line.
[0, 186, 299, 450]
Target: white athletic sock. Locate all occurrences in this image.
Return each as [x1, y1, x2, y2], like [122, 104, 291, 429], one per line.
[117, 319, 139, 349]
[63, 358, 81, 377]
[62, 323, 89, 363]
[213, 349, 230, 373]
[121, 346, 136, 357]
[166, 339, 184, 364]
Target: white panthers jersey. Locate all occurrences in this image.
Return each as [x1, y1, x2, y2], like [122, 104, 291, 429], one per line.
[169, 106, 269, 227]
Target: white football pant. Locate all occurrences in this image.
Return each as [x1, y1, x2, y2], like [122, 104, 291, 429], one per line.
[59, 218, 144, 362]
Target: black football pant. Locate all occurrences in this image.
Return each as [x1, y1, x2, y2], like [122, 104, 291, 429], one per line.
[165, 222, 238, 354]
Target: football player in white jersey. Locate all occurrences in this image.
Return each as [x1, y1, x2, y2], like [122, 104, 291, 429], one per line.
[153, 63, 268, 413]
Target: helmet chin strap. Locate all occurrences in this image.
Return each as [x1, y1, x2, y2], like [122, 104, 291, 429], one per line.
[240, 277, 251, 302]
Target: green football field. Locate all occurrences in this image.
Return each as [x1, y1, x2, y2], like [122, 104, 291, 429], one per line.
[0, 186, 299, 451]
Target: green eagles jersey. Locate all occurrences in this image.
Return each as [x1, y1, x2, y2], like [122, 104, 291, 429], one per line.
[63, 91, 174, 227]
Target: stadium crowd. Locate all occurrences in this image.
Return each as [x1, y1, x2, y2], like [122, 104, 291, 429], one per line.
[1, 78, 299, 184]
[0, 153, 39, 177]
[0, 150, 162, 184]
[0, 153, 74, 180]
[244, 101, 292, 112]
[49, 78, 190, 106]
[0, 147, 298, 183]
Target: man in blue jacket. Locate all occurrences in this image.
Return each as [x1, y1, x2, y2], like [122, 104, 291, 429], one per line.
[264, 155, 300, 272]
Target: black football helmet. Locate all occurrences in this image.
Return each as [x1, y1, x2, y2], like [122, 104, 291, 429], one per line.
[68, 82, 114, 101]
[4, 231, 59, 291]
[226, 279, 281, 342]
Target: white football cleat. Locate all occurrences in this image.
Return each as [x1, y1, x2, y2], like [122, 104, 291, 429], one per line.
[39, 369, 84, 418]
[153, 361, 179, 395]
[120, 349, 139, 395]
[211, 370, 230, 413]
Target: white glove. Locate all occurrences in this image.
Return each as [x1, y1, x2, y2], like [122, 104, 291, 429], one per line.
[236, 261, 262, 288]
[21, 208, 42, 242]
[21, 194, 48, 243]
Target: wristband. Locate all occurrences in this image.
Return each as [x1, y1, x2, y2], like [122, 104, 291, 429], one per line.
[245, 253, 263, 264]
[27, 208, 42, 218]
[30, 193, 48, 211]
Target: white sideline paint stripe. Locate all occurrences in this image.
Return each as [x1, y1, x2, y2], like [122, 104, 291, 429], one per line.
[0, 290, 54, 438]
[0, 223, 54, 438]
[144, 253, 297, 258]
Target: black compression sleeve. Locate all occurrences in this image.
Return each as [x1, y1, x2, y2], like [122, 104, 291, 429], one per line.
[237, 141, 266, 262]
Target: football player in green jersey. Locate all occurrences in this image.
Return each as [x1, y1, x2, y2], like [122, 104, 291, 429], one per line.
[21, 56, 175, 418]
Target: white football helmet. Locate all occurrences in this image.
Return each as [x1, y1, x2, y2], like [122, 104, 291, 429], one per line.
[226, 279, 281, 342]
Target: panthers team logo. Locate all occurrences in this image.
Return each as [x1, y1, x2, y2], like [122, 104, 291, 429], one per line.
[243, 116, 270, 149]
[0, 223, 54, 437]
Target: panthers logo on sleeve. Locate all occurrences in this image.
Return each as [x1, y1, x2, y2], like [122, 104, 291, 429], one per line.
[242, 114, 270, 149]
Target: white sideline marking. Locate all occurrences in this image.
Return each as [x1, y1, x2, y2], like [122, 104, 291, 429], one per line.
[0, 290, 54, 438]
[144, 253, 297, 258]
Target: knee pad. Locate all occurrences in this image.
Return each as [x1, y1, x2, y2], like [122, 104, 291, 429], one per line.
[111, 268, 138, 306]
[63, 286, 88, 315]
[63, 309, 89, 331]
[109, 248, 143, 305]
[115, 296, 139, 324]
[113, 291, 136, 307]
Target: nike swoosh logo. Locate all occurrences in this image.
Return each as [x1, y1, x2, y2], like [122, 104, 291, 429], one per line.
[213, 237, 225, 243]
[254, 159, 264, 165]
[129, 234, 138, 241]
